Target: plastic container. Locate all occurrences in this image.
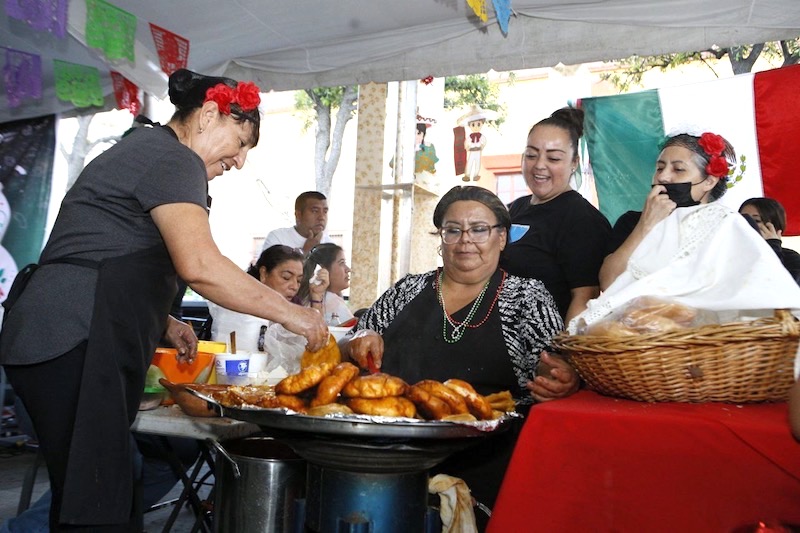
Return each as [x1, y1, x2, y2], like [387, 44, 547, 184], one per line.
[215, 352, 254, 385]
[215, 352, 251, 375]
[329, 326, 351, 343]
[198, 340, 227, 354]
[151, 348, 215, 384]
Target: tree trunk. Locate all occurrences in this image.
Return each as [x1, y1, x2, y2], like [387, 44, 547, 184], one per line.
[63, 113, 123, 191]
[728, 43, 764, 75]
[307, 86, 358, 196]
[65, 115, 93, 190]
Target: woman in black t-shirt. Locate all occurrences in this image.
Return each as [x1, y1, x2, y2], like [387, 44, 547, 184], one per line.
[501, 107, 611, 322]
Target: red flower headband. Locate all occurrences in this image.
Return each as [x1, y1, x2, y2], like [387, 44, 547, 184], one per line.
[204, 82, 261, 115]
[698, 132, 729, 179]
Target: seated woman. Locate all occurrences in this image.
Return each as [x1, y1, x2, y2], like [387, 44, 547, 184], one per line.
[341, 185, 577, 521]
[577, 132, 800, 333]
[207, 245, 304, 351]
[739, 197, 800, 284]
[297, 243, 355, 326]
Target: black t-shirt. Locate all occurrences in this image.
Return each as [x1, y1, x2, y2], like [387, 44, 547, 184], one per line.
[607, 210, 642, 254]
[501, 191, 611, 318]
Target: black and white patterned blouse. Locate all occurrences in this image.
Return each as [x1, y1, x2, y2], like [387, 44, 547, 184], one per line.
[353, 269, 564, 404]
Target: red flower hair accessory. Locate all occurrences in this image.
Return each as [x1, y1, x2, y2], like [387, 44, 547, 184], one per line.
[204, 81, 261, 114]
[706, 156, 730, 178]
[698, 132, 725, 157]
[698, 132, 729, 179]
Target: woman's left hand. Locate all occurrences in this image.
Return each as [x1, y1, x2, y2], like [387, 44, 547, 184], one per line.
[759, 221, 782, 241]
[526, 351, 580, 402]
[165, 315, 199, 364]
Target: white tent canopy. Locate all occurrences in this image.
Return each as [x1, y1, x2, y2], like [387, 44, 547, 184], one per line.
[2, 0, 800, 123]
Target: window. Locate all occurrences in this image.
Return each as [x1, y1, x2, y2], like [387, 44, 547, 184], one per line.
[495, 173, 529, 205]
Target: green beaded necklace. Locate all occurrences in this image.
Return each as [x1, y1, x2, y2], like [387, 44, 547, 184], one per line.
[436, 269, 503, 344]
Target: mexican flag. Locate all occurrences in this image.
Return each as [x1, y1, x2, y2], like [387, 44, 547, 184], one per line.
[580, 64, 800, 235]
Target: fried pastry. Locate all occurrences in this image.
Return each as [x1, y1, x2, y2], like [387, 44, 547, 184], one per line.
[444, 379, 494, 420]
[415, 379, 469, 414]
[406, 384, 452, 420]
[346, 396, 417, 418]
[310, 362, 360, 407]
[306, 403, 354, 417]
[341, 373, 408, 398]
[275, 362, 334, 395]
[484, 390, 515, 413]
[300, 334, 342, 369]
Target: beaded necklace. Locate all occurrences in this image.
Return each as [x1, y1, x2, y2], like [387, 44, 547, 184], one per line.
[435, 268, 506, 343]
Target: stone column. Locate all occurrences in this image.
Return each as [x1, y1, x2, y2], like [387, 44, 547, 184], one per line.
[349, 82, 388, 310]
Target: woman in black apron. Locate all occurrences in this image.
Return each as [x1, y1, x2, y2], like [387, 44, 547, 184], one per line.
[0, 69, 328, 531]
[342, 186, 578, 529]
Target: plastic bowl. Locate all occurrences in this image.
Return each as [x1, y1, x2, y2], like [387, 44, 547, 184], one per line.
[151, 348, 215, 384]
[198, 340, 227, 354]
[139, 390, 167, 411]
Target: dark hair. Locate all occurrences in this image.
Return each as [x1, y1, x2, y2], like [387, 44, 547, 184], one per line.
[661, 133, 736, 202]
[167, 69, 260, 146]
[297, 243, 345, 303]
[433, 186, 511, 236]
[295, 191, 327, 212]
[739, 197, 787, 233]
[416, 123, 427, 139]
[246, 245, 304, 279]
[529, 107, 584, 162]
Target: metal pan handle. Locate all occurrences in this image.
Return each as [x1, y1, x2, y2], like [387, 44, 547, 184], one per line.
[185, 387, 225, 416]
[205, 438, 241, 479]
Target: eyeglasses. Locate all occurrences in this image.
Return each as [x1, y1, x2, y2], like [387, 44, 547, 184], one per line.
[438, 224, 504, 244]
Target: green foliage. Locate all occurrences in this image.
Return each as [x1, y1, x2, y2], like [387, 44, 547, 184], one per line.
[294, 86, 355, 132]
[602, 37, 800, 92]
[444, 74, 506, 127]
[601, 52, 708, 92]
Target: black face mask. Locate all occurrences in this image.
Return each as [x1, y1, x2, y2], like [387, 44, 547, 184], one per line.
[659, 182, 700, 208]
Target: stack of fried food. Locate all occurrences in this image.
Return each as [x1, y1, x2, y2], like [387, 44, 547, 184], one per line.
[209, 334, 515, 421]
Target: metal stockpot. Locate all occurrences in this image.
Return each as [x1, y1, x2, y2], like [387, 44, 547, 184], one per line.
[209, 436, 306, 532]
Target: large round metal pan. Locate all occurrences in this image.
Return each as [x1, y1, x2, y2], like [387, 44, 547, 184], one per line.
[216, 403, 515, 440]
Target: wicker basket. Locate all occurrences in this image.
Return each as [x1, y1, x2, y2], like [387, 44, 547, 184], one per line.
[551, 310, 799, 403]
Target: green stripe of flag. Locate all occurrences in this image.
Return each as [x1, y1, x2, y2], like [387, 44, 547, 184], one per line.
[582, 90, 664, 226]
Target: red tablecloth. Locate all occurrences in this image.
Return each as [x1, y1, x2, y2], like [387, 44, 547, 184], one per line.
[488, 390, 800, 533]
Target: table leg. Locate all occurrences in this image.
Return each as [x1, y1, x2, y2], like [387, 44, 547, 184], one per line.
[158, 437, 213, 533]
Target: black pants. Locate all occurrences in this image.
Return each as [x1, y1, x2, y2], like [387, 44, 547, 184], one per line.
[4, 343, 143, 532]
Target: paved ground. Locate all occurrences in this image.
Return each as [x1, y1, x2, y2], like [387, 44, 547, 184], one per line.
[0, 436, 208, 533]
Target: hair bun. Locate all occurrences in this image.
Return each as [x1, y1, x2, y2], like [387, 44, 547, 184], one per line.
[551, 107, 584, 139]
[168, 68, 236, 111]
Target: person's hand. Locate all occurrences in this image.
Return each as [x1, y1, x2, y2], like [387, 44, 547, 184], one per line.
[310, 268, 330, 300]
[302, 229, 324, 256]
[759, 220, 782, 241]
[281, 303, 329, 352]
[346, 329, 384, 371]
[164, 315, 198, 364]
[526, 351, 580, 402]
[641, 185, 676, 232]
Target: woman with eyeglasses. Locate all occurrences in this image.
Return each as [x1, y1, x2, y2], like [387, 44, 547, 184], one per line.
[206, 245, 306, 351]
[501, 107, 611, 322]
[341, 186, 576, 521]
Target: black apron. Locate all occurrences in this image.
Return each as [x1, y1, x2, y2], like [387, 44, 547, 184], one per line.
[60, 244, 177, 525]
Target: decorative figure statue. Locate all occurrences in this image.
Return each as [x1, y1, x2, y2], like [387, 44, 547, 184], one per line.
[458, 105, 497, 182]
[414, 114, 439, 188]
